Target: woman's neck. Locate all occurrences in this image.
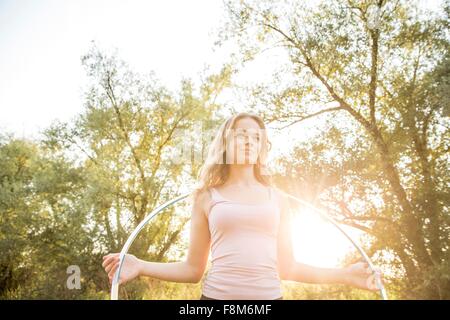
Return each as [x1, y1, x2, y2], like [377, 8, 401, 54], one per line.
[226, 164, 259, 186]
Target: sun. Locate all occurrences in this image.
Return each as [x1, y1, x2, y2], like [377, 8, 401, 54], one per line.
[290, 209, 363, 268]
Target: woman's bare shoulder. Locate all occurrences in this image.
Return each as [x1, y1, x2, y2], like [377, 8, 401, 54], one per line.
[193, 188, 213, 216]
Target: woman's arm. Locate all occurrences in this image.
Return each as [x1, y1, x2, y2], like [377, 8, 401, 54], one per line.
[102, 190, 211, 285]
[275, 189, 381, 290]
[282, 261, 349, 285]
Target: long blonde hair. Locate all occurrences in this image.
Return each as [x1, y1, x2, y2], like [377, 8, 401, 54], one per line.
[191, 112, 273, 202]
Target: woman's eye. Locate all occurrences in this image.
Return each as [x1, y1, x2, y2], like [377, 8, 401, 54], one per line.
[234, 132, 260, 141]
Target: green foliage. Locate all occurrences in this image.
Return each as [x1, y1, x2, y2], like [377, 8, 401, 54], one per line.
[221, 0, 449, 299]
[0, 44, 231, 299]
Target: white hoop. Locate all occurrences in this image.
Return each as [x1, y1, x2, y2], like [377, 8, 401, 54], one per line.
[110, 191, 388, 300]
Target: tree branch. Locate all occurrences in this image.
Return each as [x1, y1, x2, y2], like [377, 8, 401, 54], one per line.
[368, 27, 380, 126]
[104, 74, 150, 223]
[271, 106, 345, 129]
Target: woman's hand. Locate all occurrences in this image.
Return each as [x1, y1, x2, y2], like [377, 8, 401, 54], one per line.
[102, 253, 141, 285]
[343, 262, 384, 291]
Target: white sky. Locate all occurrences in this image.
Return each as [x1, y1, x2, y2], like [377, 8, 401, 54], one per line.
[0, 0, 230, 137]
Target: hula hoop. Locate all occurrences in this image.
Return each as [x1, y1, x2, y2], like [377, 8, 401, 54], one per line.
[110, 190, 388, 300]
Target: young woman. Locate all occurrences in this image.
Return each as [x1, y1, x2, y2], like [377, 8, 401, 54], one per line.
[102, 112, 383, 300]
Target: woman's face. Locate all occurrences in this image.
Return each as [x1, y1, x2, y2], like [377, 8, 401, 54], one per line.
[225, 117, 263, 165]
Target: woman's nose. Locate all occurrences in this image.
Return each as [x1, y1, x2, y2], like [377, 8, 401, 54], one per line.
[247, 136, 258, 146]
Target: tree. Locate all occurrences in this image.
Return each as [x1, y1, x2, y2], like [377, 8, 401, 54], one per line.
[0, 135, 102, 299]
[219, 0, 449, 298]
[41, 44, 232, 298]
[1, 44, 234, 299]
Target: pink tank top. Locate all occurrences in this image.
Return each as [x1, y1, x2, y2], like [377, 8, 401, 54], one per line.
[201, 186, 283, 300]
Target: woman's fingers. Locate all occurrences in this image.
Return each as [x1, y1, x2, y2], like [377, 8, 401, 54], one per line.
[108, 262, 119, 281]
[102, 254, 121, 268]
[367, 271, 385, 291]
[365, 274, 376, 291]
[103, 253, 120, 260]
[348, 262, 385, 291]
[103, 253, 115, 262]
[102, 253, 127, 286]
[374, 269, 385, 285]
[105, 258, 119, 274]
[102, 254, 115, 267]
[108, 264, 127, 285]
[356, 262, 371, 275]
[103, 256, 120, 273]
[102, 256, 115, 269]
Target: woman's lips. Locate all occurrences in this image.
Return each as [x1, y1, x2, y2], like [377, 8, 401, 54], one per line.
[241, 146, 255, 153]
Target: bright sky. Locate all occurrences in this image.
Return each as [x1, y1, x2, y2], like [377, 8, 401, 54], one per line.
[0, 0, 230, 137]
[0, 0, 442, 137]
[0, 0, 443, 268]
